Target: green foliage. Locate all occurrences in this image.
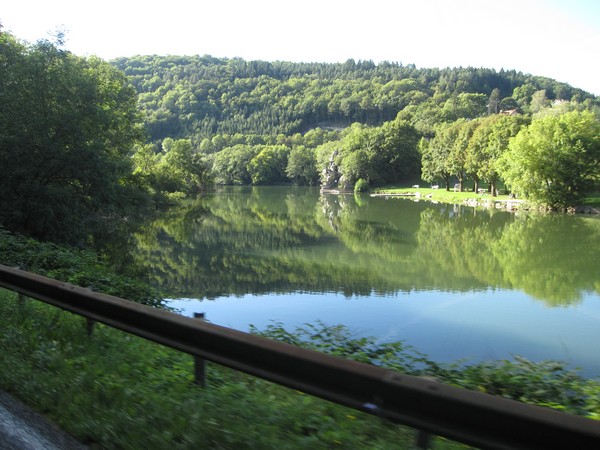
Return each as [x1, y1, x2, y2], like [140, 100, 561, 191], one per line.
[0, 295, 454, 449]
[318, 118, 421, 189]
[251, 321, 429, 373]
[498, 111, 600, 207]
[354, 178, 369, 193]
[132, 138, 213, 195]
[251, 322, 600, 418]
[210, 145, 260, 184]
[437, 357, 591, 415]
[248, 145, 290, 185]
[105, 53, 599, 196]
[3, 288, 594, 448]
[286, 146, 319, 185]
[465, 115, 529, 195]
[0, 30, 146, 244]
[112, 55, 596, 143]
[0, 227, 163, 307]
[420, 122, 457, 189]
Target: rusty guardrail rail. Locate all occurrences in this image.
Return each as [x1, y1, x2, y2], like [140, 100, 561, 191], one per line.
[1, 264, 599, 449]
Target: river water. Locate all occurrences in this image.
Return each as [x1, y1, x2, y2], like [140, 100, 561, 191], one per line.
[130, 186, 600, 376]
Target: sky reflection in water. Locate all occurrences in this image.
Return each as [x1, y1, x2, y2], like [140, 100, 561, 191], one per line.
[169, 289, 600, 377]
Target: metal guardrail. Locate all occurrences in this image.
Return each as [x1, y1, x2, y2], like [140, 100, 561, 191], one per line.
[1, 264, 599, 449]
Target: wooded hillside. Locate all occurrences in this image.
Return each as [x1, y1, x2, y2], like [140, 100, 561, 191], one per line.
[112, 55, 597, 143]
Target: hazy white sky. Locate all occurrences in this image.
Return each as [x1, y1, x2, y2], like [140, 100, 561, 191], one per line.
[2, 0, 600, 94]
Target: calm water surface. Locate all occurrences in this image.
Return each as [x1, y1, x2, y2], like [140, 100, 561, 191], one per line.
[132, 187, 600, 376]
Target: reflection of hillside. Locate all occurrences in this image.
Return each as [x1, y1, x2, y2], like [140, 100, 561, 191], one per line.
[129, 187, 600, 305]
[316, 195, 419, 262]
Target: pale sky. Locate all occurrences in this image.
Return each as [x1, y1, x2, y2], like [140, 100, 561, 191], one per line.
[2, 0, 600, 95]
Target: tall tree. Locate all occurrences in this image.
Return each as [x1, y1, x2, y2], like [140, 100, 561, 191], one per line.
[420, 126, 454, 190]
[156, 138, 212, 193]
[286, 146, 319, 185]
[498, 111, 600, 207]
[466, 115, 528, 196]
[248, 145, 290, 185]
[0, 31, 143, 243]
[448, 119, 478, 192]
[488, 88, 501, 115]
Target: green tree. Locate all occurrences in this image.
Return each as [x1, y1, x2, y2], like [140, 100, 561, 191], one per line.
[448, 119, 478, 192]
[248, 145, 290, 185]
[210, 145, 260, 185]
[157, 138, 212, 194]
[442, 93, 487, 121]
[420, 133, 452, 190]
[498, 111, 600, 207]
[466, 115, 528, 196]
[286, 146, 319, 185]
[530, 89, 550, 113]
[375, 118, 421, 183]
[0, 32, 143, 243]
[340, 148, 371, 186]
[488, 88, 501, 115]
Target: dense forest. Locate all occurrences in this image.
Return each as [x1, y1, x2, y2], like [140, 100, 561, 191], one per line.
[2, 28, 600, 245]
[112, 55, 595, 140]
[113, 54, 600, 207]
[0, 30, 150, 244]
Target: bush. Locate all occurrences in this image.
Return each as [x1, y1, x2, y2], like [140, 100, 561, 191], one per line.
[252, 321, 600, 419]
[0, 227, 164, 307]
[354, 178, 369, 193]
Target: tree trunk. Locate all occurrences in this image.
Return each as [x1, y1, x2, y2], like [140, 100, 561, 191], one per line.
[443, 175, 451, 191]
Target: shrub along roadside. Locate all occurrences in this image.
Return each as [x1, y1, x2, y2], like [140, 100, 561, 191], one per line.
[0, 290, 459, 450]
[0, 227, 164, 308]
[252, 322, 600, 419]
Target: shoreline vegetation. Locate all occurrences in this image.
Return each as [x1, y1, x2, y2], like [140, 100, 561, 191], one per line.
[1, 228, 599, 448]
[368, 187, 600, 214]
[320, 184, 600, 214]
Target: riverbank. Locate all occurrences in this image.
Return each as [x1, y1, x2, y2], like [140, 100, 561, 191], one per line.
[370, 187, 600, 214]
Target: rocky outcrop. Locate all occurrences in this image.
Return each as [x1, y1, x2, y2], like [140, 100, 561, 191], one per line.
[320, 150, 353, 192]
[321, 151, 340, 190]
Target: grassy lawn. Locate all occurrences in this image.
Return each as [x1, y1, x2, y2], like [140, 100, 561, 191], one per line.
[371, 185, 513, 205]
[582, 194, 600, 207]
[373, 185, 600, 209]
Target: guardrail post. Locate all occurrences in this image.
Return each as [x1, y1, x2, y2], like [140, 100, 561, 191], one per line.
[87, 318, 96, 336]
[193, 312, 206, 387]
[18, 293, 26, 309]
[415, 429, 431, 449]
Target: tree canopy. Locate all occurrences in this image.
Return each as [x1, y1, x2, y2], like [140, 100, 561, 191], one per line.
[498, 111, 600, 207]
[111, 55, 596, 143]
[112, 53, 599, 203]
[0, 30, 145, 243]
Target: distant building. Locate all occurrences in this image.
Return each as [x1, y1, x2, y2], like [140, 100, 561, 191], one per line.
[499, 108, 519, 116]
